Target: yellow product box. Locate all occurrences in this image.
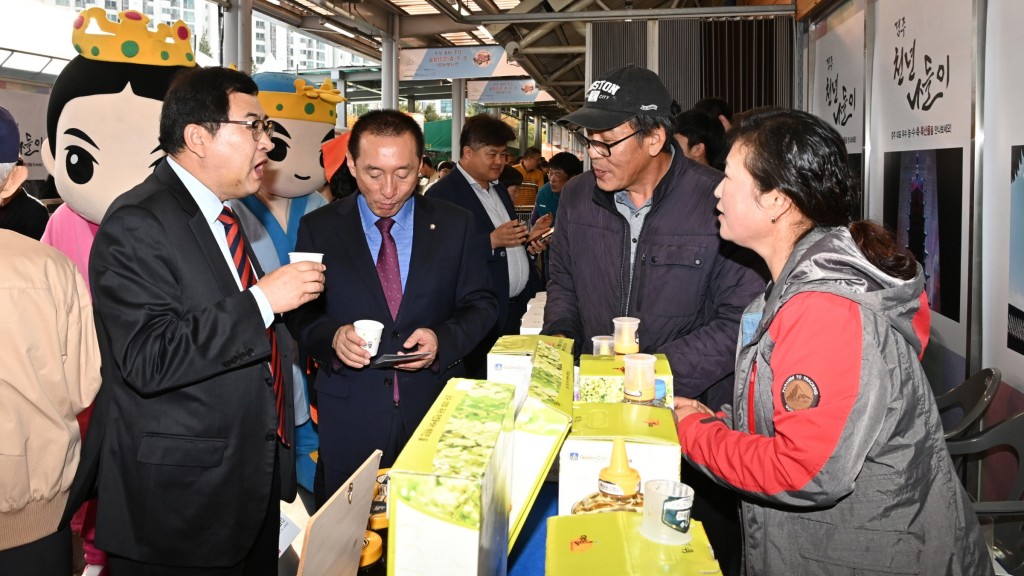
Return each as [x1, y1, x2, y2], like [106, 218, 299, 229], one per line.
[577, 353, 675, 407]
[558, 402, 681, 516]
[487, 334, 575, 414]
[388, 379, 515, 576]
[508, 340, 574, 550]
[546, 512, 722, 575]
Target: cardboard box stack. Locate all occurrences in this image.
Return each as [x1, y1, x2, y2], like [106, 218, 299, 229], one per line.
[507, 339, 574, 548]
[558, 402, 681, 516]
[388, 378, 515, 576]
[577, 353, 675, 407]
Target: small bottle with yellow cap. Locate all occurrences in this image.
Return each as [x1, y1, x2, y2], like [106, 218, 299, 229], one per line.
[570, 437, 645, 514]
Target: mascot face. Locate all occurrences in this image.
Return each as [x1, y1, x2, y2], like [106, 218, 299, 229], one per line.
[254, 73, 343, 200]
[264, 118, 335, 199]
[42, 8, 194, 224]
[44, 86, 164, 224]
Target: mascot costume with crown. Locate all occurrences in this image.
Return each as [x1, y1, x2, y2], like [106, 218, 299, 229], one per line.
[39, 9, 195, 574]
[228, 73, 342, 511]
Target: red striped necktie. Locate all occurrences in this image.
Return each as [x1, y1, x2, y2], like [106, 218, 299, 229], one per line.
[218, 206, 288, 446]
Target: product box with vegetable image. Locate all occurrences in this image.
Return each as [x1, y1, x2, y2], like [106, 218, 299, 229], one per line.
[558, 402, 681, 516]
[388, 379, 515, 576]
[508, 339, 574, 549]
[577, 353, 675, 407]
[487, 334, 575, 413]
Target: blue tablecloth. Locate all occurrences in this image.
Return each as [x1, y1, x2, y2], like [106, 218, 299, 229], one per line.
[508, 481, 558, 576]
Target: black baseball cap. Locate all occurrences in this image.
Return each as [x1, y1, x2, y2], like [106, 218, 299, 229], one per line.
[557, 65, 674, 131]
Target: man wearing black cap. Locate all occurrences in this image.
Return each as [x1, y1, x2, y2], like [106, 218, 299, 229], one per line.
[0, 106, 49, 240]
[540, 65, 766, 576]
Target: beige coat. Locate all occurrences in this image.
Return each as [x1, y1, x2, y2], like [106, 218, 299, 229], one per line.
[0, 229, 100, 551]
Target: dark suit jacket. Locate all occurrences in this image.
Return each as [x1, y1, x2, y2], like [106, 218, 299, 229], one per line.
[426, 169, 540, 331]
[69, 160, 296, 567]
[286, 193, 498, 488]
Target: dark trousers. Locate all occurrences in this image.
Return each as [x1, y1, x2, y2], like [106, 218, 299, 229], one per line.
[108, 451, 281, 576]
[0, 525, 72, 576]
[684, 459, 743, 576]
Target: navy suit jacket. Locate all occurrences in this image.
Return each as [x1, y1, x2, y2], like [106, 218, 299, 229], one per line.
[426, 169, 539, 330]
[286, 193, 498, 485]
[68, 159, 296, 567]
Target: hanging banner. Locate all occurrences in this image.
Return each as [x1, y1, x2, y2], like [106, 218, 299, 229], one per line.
[811, 1, 864, 154]
[399, 46, 525, 81]
[867, 0, 973, 387]
[981, 0, 1024, 394]
[466, 78, 554, 105]
[0, 86, 51, 181]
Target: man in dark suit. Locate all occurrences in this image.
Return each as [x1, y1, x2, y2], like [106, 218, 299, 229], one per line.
[287, 110, 498, 501]
[78, 66, 326, 575]
[426, 114, 551, 377]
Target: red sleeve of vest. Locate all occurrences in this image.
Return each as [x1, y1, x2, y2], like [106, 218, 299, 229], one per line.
[678, 292, 862, 498]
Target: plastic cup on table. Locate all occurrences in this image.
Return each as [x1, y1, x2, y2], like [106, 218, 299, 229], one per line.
[612, 316, 640, 354]
[592, 335, 615, 356]
[638, 479, 694, 545]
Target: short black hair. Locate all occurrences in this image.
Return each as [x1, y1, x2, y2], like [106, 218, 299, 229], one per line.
[421, 155, 434, 169]
[548, 152, 583, 177]
[460, 114, 515, 151]
[349, 109, 425, 162]
[693, 97, 733, 122]
[628, 114, 675, 154]
[160, 66, 259, 155]
[522, 147, 542, 159]
[675, 110, 726, 170]
[499, 164, 524, 188]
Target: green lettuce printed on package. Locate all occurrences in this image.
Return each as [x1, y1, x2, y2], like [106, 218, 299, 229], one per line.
[393, 379, 514, 530]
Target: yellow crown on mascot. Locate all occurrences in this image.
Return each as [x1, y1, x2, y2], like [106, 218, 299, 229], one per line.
[72, 7, 196, 67]
[260, 79, 345, 125]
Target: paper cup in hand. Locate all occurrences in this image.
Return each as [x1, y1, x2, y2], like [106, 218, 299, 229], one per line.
[354, 320, 384, 356]
[288, 252, 324, 264]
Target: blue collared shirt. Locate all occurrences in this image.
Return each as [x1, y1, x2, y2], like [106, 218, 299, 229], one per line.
[166, 157, 273, 328]
[357, 193, 414, 291]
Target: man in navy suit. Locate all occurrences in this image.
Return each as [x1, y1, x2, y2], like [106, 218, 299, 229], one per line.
[426, 114, 551, 377]
[287, 110, 498, 498]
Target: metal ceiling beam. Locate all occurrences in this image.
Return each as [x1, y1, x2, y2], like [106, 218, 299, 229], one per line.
[508, 44, 585, 55]
[516, 0, 596, 49]
[547, 55, 584, 82]
[398, 14, 479, 36]
[464, 4, 794, 24]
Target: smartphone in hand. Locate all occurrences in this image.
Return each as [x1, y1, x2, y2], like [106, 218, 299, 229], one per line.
[524, 226, 555, 245]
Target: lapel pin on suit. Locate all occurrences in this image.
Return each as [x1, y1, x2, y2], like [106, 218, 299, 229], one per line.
[430, 223, 436, 230]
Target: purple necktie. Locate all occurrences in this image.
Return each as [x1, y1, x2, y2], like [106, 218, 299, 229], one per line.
[375, 217, 402, 319]
[375, 217, 402, 405]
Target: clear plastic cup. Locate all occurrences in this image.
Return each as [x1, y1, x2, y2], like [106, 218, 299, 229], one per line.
[288, 252, 324, 263]
[638, 479, 694, 545]
[623, 353, 656, 403]
[592, 335, 615, 356]
[612, 316, 640, 354]
[354, 319, 384, 356]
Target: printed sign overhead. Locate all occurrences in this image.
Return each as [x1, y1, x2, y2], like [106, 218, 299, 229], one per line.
[811, 5, 864, 153]
[467, 78, 555, 105]
[399, 46, 525, 81]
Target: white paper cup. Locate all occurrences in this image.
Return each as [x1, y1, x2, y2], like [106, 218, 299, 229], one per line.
[288, 252, 324, 263]
[639, 479, 694, 545]
[354, 320, 384, 356]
